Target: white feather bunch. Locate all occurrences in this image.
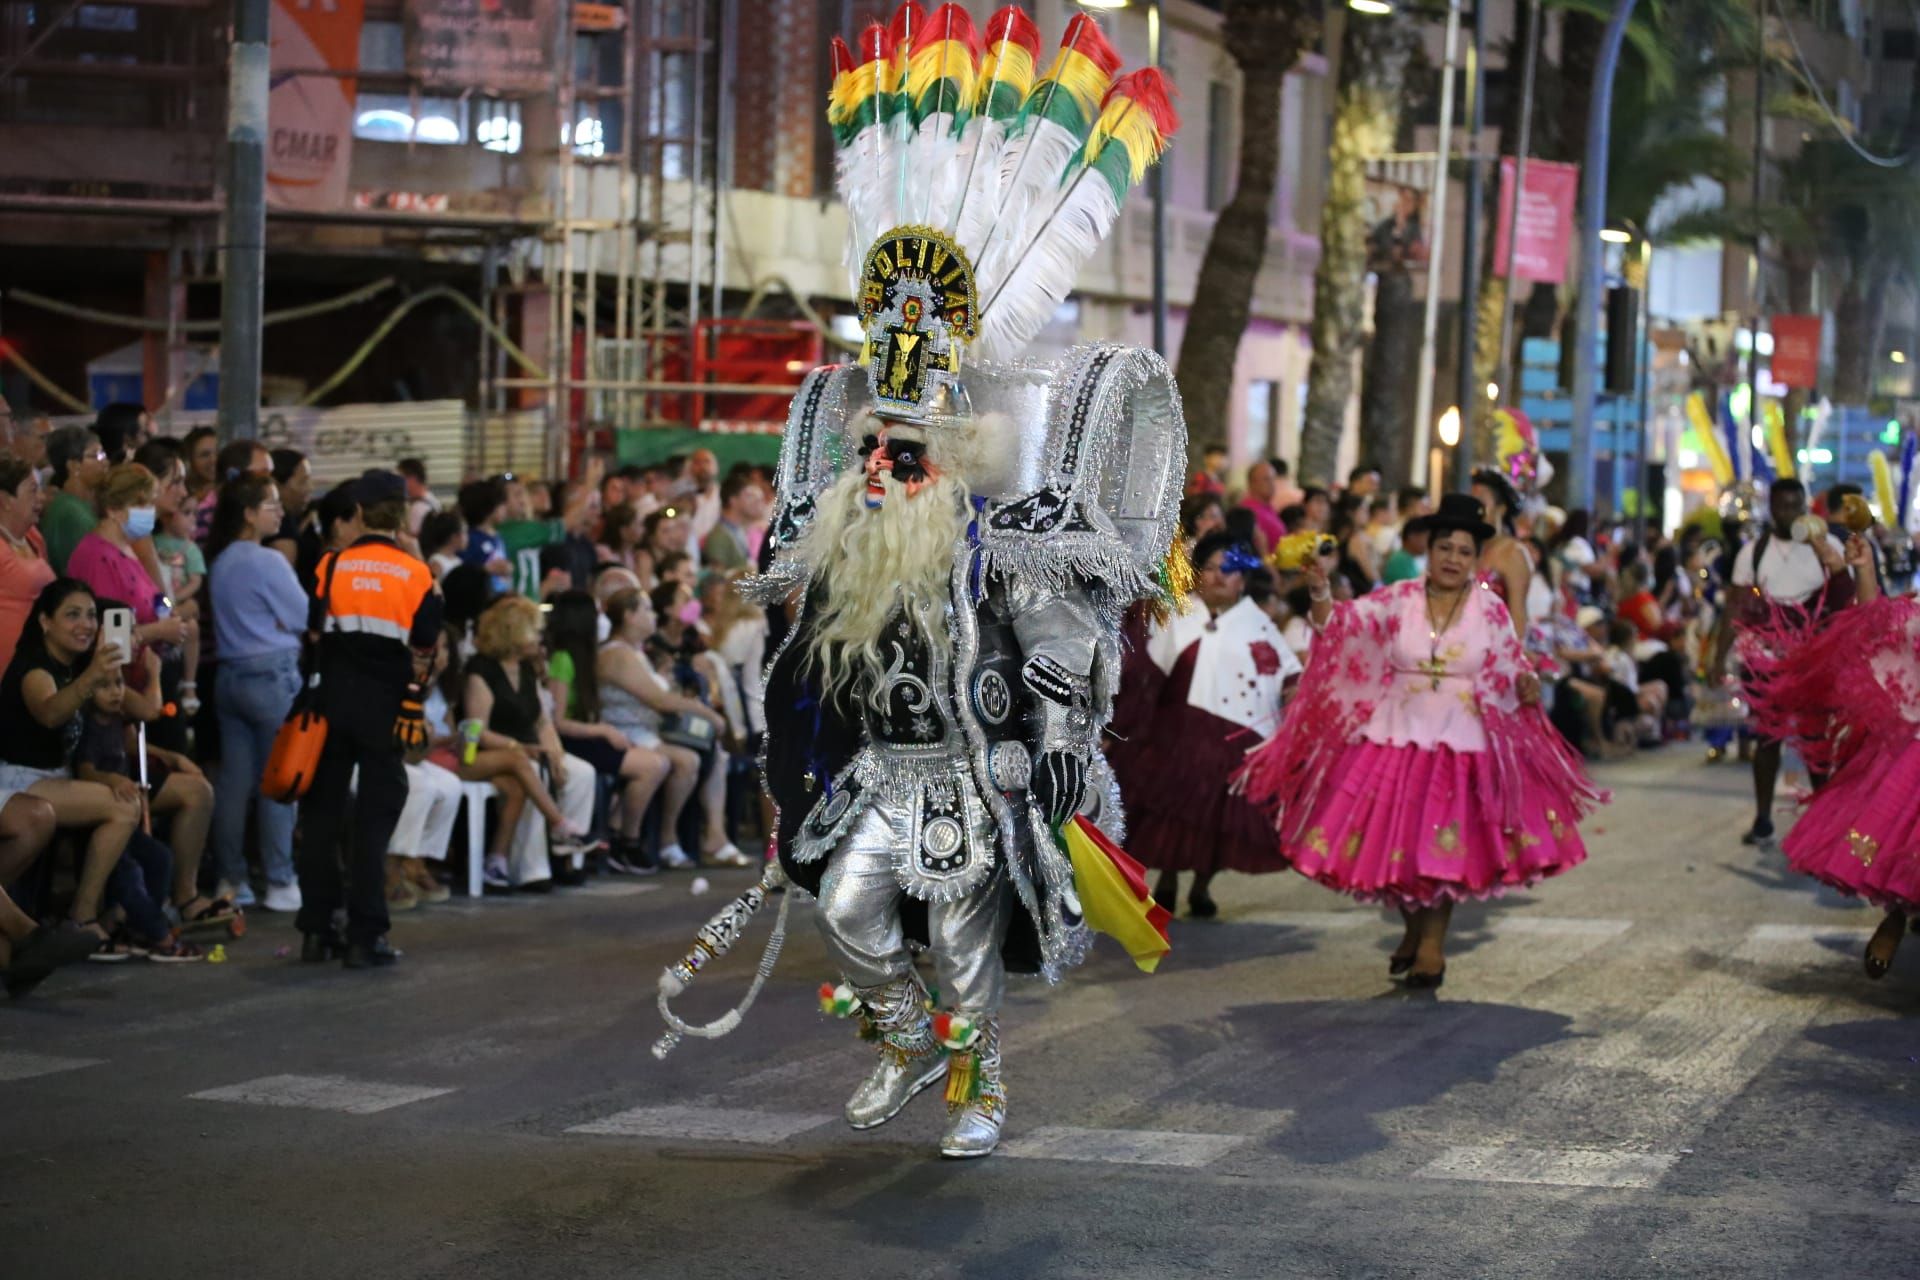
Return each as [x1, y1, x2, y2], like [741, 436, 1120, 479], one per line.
[973, 167, 1119, 363]
[970, 118, 1082, 321]
[906, 112, 967, 228]
[835, 120, 902, 289]
[949, 116, 1011, 251]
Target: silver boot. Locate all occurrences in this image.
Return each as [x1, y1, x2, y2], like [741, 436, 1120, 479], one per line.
[939, 1017, 1005, 1159]
[843, 975, 946, 1130]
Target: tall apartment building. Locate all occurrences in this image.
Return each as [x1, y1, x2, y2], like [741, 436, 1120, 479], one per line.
[0, 0, 1335, 476]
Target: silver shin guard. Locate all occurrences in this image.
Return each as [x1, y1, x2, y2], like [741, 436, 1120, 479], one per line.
[939, 1017, 1005, 1159]
[843, 973, 945, 1130]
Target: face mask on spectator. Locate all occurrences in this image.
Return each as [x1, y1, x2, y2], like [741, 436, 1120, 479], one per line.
[123, 505, 157, 539]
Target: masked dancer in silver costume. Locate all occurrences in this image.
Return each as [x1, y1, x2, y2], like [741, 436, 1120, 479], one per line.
[662, 4, 1187, 1160]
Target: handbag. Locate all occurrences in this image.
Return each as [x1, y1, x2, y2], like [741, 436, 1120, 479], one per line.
[661, 710, 718, 755]
[261, 701, 327, 802]
[260, 549, 340, 802]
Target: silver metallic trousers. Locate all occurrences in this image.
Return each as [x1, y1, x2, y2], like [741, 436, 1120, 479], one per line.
[816, 805, 1012, 1013]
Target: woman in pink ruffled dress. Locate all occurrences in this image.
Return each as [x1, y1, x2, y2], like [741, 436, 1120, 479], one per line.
[1771, 535, 1920, 980]
[1238, 495, 1606, 988]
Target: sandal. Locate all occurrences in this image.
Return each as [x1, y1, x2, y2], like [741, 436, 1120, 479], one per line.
[85, 934, 139, 964]
[144, 935, 205, 964]
[175, 895, 239, 930]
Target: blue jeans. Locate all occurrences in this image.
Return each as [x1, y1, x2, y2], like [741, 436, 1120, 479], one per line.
[213, 649, 302, 889]
[107, 829, 174, 944]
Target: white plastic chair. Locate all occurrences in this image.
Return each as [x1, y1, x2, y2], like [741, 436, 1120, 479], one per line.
[459, 781, 495, 898]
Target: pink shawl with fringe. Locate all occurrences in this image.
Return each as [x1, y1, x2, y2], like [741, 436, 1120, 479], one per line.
[1237, 578, 1607, 846]
[1754, 594, 1920, 779]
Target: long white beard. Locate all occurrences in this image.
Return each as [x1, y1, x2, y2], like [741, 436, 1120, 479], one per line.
[801, 466, 969, 708]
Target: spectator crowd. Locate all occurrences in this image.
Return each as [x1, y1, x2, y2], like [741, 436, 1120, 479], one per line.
[0, 394, 779, 994]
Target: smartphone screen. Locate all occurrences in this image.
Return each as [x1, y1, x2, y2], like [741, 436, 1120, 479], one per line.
[100, 607, 134, 666]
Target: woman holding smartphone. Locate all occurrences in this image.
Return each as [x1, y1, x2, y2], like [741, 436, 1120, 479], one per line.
[0, 578, 142, 952]
[66, 464, 188, 660]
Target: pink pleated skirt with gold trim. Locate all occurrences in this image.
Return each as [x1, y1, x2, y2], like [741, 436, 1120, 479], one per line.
[1282, 739, 1588, 908]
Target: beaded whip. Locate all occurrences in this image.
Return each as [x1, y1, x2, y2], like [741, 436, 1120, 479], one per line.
[652, 862, 792, 1060]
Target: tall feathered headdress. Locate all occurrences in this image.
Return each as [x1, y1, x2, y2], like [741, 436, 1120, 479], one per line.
[829, 3, 1178, 424]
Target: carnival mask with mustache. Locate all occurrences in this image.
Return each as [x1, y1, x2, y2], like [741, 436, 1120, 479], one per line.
[859, 426, 941, 509]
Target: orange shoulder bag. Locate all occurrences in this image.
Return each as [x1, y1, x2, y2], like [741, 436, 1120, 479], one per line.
[260, 552, 337, 802]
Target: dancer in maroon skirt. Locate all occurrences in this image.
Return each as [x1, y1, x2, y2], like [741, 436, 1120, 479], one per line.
[1110, 533, 1300, 919]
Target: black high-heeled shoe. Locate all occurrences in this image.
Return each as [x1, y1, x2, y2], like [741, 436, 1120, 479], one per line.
[1388, 952, 1416, 976]
[1404, 967, 1446, 990]
[1865, 916, 1905, 980]
[1188, 891, 1218, 919]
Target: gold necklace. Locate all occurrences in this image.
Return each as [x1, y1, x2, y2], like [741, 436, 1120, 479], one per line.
[1420, 585, 1467, 691]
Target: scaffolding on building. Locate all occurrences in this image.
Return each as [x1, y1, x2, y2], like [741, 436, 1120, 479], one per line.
[478, 0, 735, 480]
[2, 0, 808, 482]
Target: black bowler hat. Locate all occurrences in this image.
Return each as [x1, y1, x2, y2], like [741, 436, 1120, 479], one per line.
[1410, 493, 1496, 545]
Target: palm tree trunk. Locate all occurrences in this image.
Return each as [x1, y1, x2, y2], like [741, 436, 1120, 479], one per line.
[1300, 11, 1420, 486]
[1362, 269, 1421, 482]
[1173, 1, 1322, 457]
[1832, 270, 1888, 406]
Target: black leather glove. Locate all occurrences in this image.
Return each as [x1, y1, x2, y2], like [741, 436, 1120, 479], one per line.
[1029, 750, 1087, 829]
[393, 682, 429, 761]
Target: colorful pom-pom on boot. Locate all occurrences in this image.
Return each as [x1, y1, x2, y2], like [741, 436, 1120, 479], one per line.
[939, 1015, 1004, 1159]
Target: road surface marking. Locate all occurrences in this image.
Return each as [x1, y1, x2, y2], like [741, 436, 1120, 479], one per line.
[1234, 910, 1381, 931]
[190, 1074, 454, 1114]
[1744, 923, 1874, 951]
[0, 1051, 104, 1082]
[567, 1104, 835, 1144]
[1895, 1165, 1920, 1204]
[999, 1125, 1248, 1168]
[1484, 917, 1635, 938]
[1415, 1145, 1678, 1189]
[575, 882, 660, 898]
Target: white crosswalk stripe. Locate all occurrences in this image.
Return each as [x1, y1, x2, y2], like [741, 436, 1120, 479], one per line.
[190, 1074, 454, 1114]
[1416, 1145, 1679, 1189]
[567, 1104, 835, 1144]
[0, 1051, 104, 1082]
[574, 882, 661, 898]
[999, 1126, 1249, 1168]
[1234, 909, 1382, 931]
[1388, 924, 1841, 1188]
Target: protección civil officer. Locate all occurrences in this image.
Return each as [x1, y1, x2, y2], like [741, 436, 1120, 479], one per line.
[298, 468, 441, 969]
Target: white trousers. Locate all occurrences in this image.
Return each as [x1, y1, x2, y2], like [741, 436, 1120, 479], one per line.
[504, 752, 596, 885]
[388, 761, 463, 862]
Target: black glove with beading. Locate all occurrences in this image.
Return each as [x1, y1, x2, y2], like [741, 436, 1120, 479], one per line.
[1029, 750, 1087, 829]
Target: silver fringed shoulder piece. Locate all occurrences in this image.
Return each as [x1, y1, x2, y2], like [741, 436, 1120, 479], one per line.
[652, 862, 793, 1061]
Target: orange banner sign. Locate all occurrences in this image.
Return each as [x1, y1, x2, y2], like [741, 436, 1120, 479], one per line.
[268, 0, 366, 212]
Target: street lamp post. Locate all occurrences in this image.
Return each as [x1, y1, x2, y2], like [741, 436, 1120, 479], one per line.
[1411, 0, 1464, 490]
[1567, 0, 1641, 512]
[1453, 0, 1488, 492]
[218, 0, 270, 443]
[1149, 0, 1168, 356]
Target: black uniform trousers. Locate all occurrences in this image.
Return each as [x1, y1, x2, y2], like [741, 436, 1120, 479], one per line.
[296, 664, 408, 944]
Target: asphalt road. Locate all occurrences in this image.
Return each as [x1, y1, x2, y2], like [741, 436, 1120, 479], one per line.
[3, 750, 1917, 1280]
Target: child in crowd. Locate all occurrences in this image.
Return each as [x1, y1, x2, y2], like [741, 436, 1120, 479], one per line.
[152, 498, 205, 714]
[73, 661, 204, 961]
[1603, 618, 1668, 743]
[419, 509, 468, 582]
